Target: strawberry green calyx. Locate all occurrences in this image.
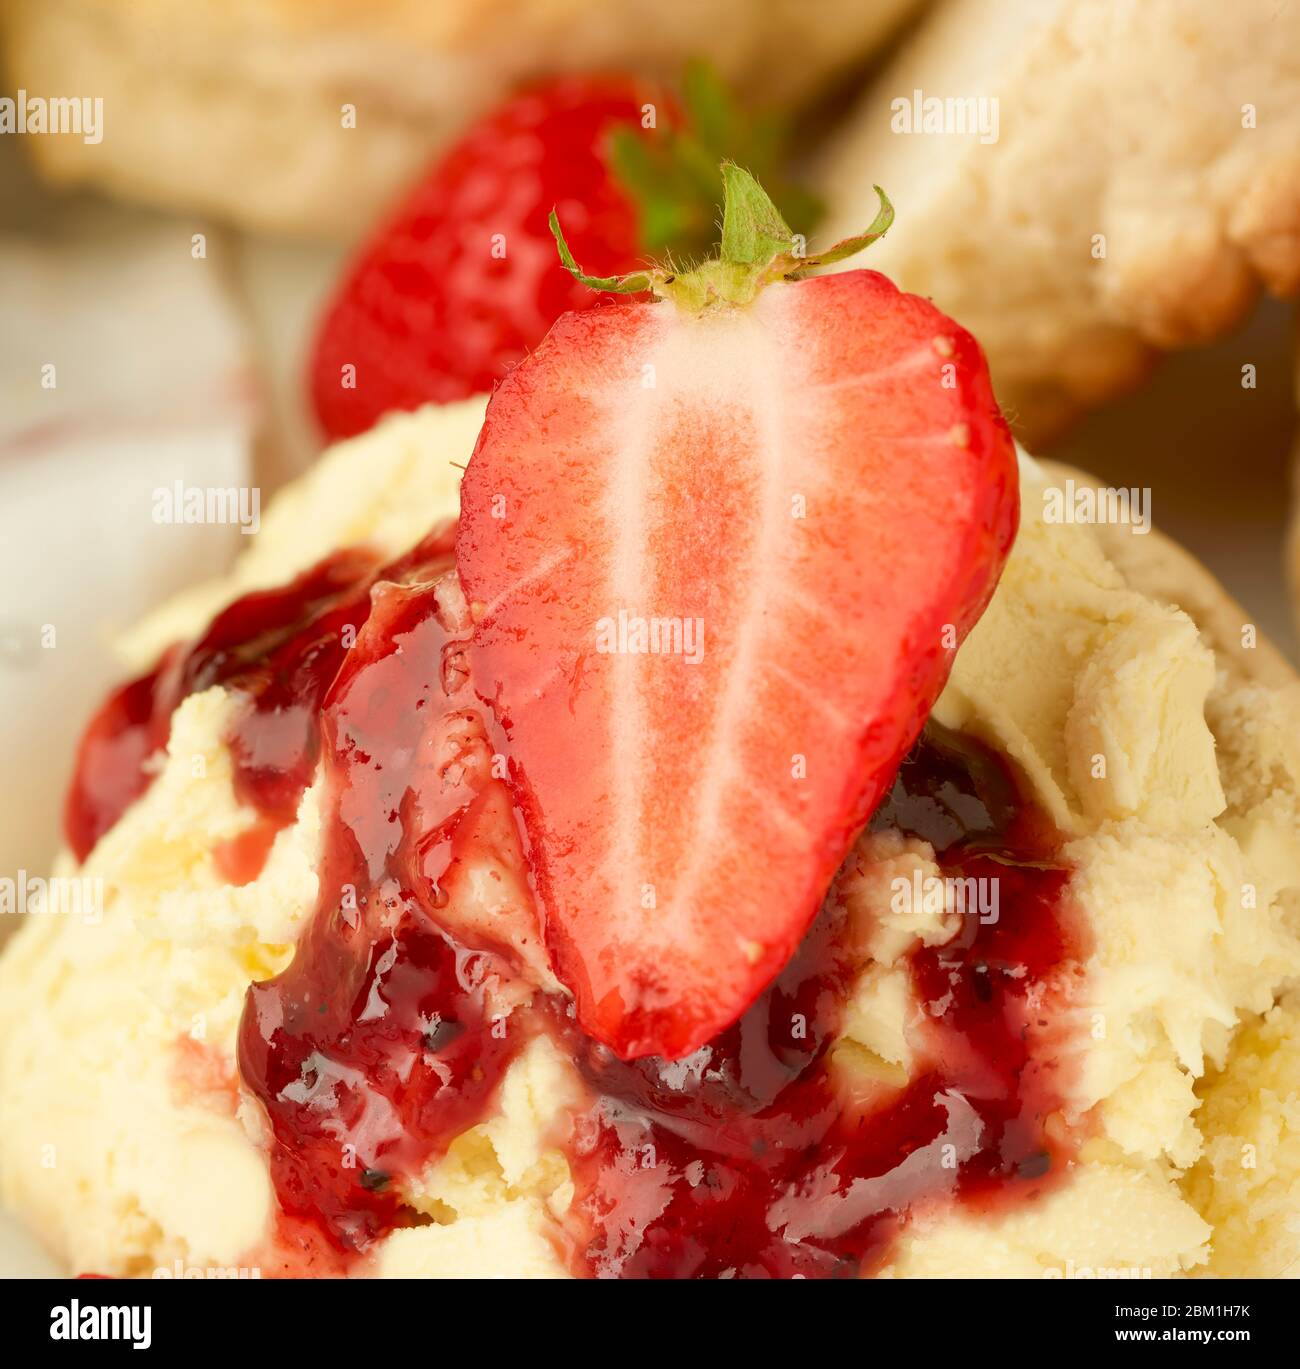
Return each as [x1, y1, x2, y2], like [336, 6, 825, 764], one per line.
[550, 164, 893, 313]
[607, 60, 821, 259]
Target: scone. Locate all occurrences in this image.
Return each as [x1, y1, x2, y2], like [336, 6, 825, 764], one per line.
[1, 0, 925, 238]
[815, 0, 1300, 441]
[1, 396, 1297, 1278]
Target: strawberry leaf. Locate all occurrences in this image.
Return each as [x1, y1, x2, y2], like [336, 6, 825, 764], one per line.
[549, 210, 654, 294]
[805, 186, 895, 268]
[681, 59, 738, 162]
[606, 61, 822, 262]
[719, 163, 797, 265]
[607, 127, 712, 254]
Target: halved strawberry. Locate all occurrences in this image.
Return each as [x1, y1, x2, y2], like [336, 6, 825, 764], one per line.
[457, 170, 1018, 1060]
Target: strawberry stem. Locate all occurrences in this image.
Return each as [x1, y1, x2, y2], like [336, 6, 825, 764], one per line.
[550, 166, 894, 312]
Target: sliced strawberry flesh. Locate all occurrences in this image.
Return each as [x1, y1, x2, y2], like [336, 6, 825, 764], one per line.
[458, 270, 1017, 1059]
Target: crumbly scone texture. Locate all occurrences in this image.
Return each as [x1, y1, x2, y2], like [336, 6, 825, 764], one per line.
[882, 456, 1300, 1277]
[1184, 993, 1300, 1279]
[1037, 461, 1300, 1278]
[815, 0, 1300, 442]
[1, 418, 1298, 1277]
[1, 0, 924, 239]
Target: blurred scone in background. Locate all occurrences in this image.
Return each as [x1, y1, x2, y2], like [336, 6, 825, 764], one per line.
[2, 0, 927, 237]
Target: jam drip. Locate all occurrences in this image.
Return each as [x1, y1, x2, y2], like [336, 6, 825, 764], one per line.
[239, 561, 530, 1251]
[65, 531, 472, 860]
[66, 546, 383, 860]
[66, 534, 1084, 1277]
[552, 724, 1079, 1278]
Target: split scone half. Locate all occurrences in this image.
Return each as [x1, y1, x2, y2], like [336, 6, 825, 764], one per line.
[1, 405, 1298, 1278]
[816, 0, 1300, 441]
[1, 0, 925, 238]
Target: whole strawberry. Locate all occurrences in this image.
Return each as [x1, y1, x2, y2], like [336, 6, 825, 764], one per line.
[310, 68, 815, 440]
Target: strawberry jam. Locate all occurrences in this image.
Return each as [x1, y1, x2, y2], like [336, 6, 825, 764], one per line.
[65, 537, 1084, 1277]
[552, 726, 1080, 1277]
[65, 546, 385, 861]
[238, 551, 534, 1251]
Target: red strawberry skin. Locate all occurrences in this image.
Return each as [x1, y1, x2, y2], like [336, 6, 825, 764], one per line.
[458, 270, 1018, 1060]
[310, 76, 663, 441]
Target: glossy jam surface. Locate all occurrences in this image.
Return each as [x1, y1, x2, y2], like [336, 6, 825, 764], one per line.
[239, 555, 531, 1254]
[65, 546, 384, 861]
[67, 538, 1084, 1277]
[554, 727, 1079, 1277]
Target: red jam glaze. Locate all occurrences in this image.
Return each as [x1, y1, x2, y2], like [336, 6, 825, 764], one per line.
[212, 820, 282, 887]
[65, 535, 1085, 1277]
[239, 558, 532, 1250]
[64, 546, 384, 861]
[64, 652, 178, 863]
[552, 726, 1081, 1278]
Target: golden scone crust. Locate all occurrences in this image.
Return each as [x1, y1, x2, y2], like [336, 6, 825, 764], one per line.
[1, 0, 925, 239]
[817, 0, 1300, 442]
